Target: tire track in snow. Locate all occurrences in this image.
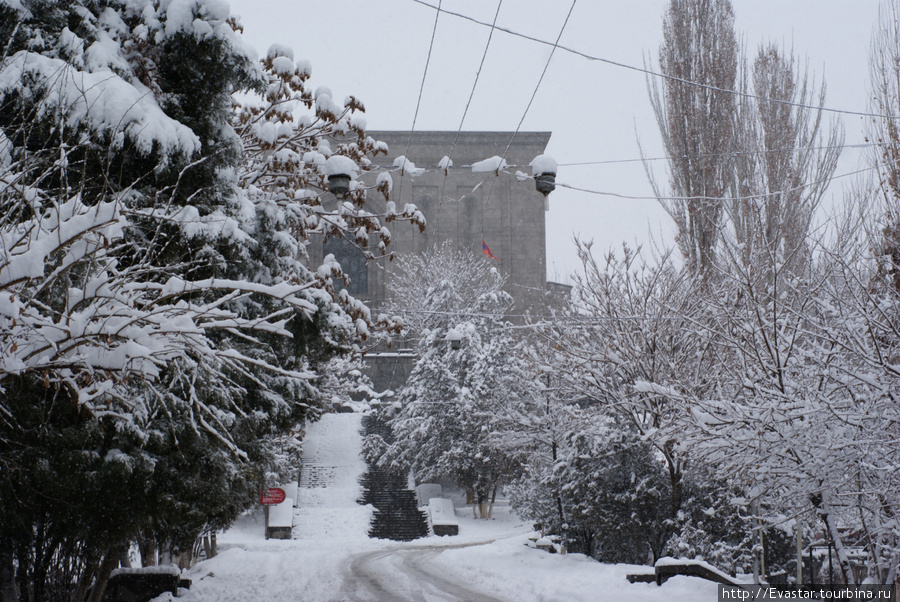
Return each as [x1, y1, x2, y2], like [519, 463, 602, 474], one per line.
[341, 538, 511, 601]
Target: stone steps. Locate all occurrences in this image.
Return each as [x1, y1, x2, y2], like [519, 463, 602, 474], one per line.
[359, 415, 429, 542]
[299, 464, 346, 488]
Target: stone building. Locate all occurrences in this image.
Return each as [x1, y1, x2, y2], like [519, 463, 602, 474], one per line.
[311, 130, 554, 397]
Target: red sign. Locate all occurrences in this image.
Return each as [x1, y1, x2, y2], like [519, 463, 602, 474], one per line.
[260, 487, 286, 505]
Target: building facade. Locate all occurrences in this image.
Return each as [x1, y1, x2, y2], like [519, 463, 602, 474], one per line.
[311, 131, 553, 397]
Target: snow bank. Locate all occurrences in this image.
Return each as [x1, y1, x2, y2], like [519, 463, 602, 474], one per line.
[324, 154, 359, 177]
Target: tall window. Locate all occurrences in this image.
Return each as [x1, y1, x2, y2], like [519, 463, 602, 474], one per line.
[324, 237, 368, 294]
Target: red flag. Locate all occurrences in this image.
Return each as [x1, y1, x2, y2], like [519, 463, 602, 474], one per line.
[482, 240, 498, 260]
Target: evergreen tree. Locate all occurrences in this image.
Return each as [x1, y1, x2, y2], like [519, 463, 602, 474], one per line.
[374, 245, 531, 516]
[0, 0, 416, 597]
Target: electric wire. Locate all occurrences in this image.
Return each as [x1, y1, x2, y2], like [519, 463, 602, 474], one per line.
[364, 2, 890, 222]
[396, 0, 443, 214]
[480, 0, 577, 249]
[409, 0, 898, 121]
[366, 141, 877, 176]
[362, 155, 874, 206]
[553, 163, 874, 202]
[434, 0, 504, 239]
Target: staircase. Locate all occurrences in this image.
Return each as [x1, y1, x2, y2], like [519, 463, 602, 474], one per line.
[293, 413, 371, 541]
[359, 415, 429, 541]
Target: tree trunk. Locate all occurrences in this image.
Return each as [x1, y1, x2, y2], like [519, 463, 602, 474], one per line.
[665, 451, 683, 518]
[138, 534, 156, 566]
[796, 519, 803, 586]
[884, 550, 898, 591]
[0, 549, 17, 602]
[477, 490, 488, 519]
[487, 485, 498, 520]
[178, 550, 192, 570]
[86, 547, 122, 602]
[71, 563, 96, 602]
[817, 493, 855, 585]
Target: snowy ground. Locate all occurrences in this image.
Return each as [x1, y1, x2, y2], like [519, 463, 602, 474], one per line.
[165, 413, 720, 601]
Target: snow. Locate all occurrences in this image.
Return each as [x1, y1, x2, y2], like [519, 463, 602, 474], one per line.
[174, 413, 723, 602]
[428, 497, 458, 527]
[655, 556, 756, 585]
[471, 155, 509, 173]
[375, 171, 393, 192]
[324, 154, 359, 177]
[295, 58, 311, 77]
[0, 0, 24, 12]
[267, 499, 294, 528]
[530, 153, 558, 176]
[111, 565, 180, 578]
[315, 91, 340, 117]
[270, 55, 294, 75]
[266, 43, 293, 60]
[392, 155, 425, 176]
[163, 0, 231, 39]
[0, 51, 201, 157]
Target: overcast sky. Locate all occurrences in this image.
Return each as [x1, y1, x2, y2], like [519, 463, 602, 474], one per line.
[228, 0, 883, 282]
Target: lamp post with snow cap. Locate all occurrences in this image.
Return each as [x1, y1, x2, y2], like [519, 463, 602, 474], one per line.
[445, 327, 462, 350]
[324, 155, 359, 199]
[530, 154, 557, 211]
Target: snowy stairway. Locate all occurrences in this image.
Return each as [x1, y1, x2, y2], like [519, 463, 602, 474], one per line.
[359, 415, 429, 541]
[293, 413, 372, 541]
[359, 468, 429, 541]
[299, 464, 344, 488]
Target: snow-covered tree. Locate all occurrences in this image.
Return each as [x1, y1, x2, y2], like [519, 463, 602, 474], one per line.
[374, 244, 532, 517]
[0, 0, 417, 597]
[562, 242, 711, 520]
[869, 0, 900, 293]
[500, 354, 581, 548]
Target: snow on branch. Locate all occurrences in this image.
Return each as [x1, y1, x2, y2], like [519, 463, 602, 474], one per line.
[0, 51, 201, 158]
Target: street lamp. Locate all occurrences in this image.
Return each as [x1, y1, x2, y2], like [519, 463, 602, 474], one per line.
[445, 328, 462, 350]
[327, 173, 351, 198]
[324, 155, 359, 199]
[530, 154, 558, 211]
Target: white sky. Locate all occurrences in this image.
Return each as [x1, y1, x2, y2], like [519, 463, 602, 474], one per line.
[228, 0, 883, 282]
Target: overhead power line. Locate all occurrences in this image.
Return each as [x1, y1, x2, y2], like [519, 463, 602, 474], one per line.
[409, 0, 896, 121]
[397, 0, 443, 208]
[554, 164, 877, 202]
[360, 158, 878, 205]
[368, 141, 876, 174]
[557, 143, 872, 167]
[405, 0, 442, 148]
[435, 0, 504, 232]
[481, 0, 577, 234]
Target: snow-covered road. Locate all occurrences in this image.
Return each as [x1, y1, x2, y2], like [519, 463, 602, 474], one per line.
[340, 538, 515, 601]
[168, 413, 719, 601]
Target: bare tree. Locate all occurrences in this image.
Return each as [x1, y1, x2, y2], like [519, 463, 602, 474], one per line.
[726, 44, 842, 279]
[647, 0, 739, 280]
[869, 0, 900, 292]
